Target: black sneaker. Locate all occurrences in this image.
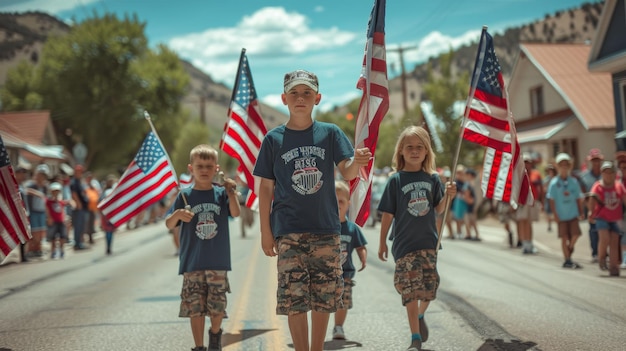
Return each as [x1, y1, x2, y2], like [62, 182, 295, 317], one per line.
[191, 347, 207, 351]
[562, 261, 574, 268]
[419, 317, 428, 342]
[208, 328, 222, 351]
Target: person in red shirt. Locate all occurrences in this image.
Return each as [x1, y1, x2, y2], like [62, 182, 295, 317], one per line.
[516, 153, 542, 254]
[588, 161, 626, 276]
[46, 182, 74, 259]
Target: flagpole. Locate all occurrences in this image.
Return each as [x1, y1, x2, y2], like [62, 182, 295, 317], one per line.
[220, 48, 246, 159]
[436, 26, 488, 254]
[144, 110, 190, 209]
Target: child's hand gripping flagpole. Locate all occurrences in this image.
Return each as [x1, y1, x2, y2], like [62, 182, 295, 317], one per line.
[143, 110, 191, 210]
[437, 26, 489, 254]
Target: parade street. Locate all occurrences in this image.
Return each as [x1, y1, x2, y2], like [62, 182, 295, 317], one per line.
[1, 216, 625, 351]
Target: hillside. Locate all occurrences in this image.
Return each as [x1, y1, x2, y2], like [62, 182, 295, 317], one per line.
[383, 1, 605, 120]
[0, 11, 287, 130]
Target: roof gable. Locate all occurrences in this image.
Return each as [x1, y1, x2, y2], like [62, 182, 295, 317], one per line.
[0, 110, 54, 145]
[516, 43, 614, 130]
[588, 0, 626, 72]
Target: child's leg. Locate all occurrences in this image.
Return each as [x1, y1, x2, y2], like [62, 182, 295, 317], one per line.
[609, 231, 621, 274]
[561, 235, 570, 261]
[209, 314, 223, 334]
[311, 311, 330, 351]
[334, 308, 348, 326]
[597, 229, 609, 268]
[288, 312, 309, 351]
[405, 300, 420, 334]
[190, 316, 205, 347]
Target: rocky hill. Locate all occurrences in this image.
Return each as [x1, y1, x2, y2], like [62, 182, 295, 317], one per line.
[0, 11, 287, 130]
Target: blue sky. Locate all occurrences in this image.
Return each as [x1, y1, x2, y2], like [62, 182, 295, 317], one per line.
[1, 0, 595, 113]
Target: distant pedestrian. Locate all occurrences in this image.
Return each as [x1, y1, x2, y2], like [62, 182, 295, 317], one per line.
[547, 153, 584, 269]
[15, 166, 30, 262]
[462, 168, 480, 241]
[516, 153, 540, 254]
[377, 126, 456, 351]
[100, 175, 117, 255]
[580, 148, 604, 263]
[588, 161, 626, 276]
[165, 144, 241, 351]
[46, 182, 72, 259]
[451, 164, 467, 239]
[497, 201, 517, 248]
[543, 164, 557, 232]
[26, 164, 50, 258]
[331, 181, 367, 341]
[70, 165, 89, 250]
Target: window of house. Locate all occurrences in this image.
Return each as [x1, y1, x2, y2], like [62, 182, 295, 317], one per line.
[530, 86, 544, 116]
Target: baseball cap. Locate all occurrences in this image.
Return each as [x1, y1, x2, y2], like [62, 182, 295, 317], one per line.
[442, 169, 452, 178]
[600, 161, 615, 172]
[284, 70, 319, 93]
[35, 164, 50, 176]
[50, 182, 62, 192]
[555, 153, 571, 164]
[523, 152, 532, 162]
[587, 148, 604, 161]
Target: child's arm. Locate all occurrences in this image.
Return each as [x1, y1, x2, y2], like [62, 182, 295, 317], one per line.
[165, 208, 194, 230]
[356, 246, 367, 271]
[337, 147, 372, 181]
[223, 178, 241, 218]
[577, 197, 584, 220]
[436, 182, 457, 214]
[45, 200, 52, 226]
[378, 212, 393, 262]
[258, 177, 277, 257]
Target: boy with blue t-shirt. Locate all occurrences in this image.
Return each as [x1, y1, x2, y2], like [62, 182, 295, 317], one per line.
[253, 69, 371, 351]
[547, 153, 584, 269]
[165, 144, 241, 351]
[331, 181, 367, 341]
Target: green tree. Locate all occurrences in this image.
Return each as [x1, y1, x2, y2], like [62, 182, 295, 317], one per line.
[423, 49, 480, 169]
[34, 13, 189, 170]
[171, 119, 210, 177]
[0, 60, 43, 111]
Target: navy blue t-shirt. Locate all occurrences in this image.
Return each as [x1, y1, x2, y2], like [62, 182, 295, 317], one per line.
[340, 220, 367, 279]
[253, 121, 354, 237]
[171, 187, 232, 274]
[378, 171, 444, 261]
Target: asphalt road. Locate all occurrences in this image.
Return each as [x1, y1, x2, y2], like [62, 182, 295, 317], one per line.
[1, 216, 625, 351]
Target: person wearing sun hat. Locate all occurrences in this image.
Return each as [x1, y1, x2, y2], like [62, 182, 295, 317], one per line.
[588, 160, 626, 276]
[580, 148, 604, 263]
[547, 153, 585, 269]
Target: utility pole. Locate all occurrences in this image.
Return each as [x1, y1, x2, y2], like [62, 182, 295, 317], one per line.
[388, 45, 417, 117]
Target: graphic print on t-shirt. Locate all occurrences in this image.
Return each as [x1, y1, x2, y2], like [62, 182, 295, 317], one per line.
[403, 181, 432, 217]
[282, 146, 326, 195]
[340, 234, 350, 266]
[603, 189, 620, 211]
[191, 202, 222, 240]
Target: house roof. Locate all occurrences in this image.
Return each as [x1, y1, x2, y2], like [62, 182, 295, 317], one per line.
[588, 0, 626, 73]
[0, 110, 52, 145]
[519, 43, 614, 130]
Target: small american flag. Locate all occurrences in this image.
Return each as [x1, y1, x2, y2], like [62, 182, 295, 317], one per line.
[179, 173, 193, 189]
[98, 131, 178, 227]
[462, 29, 532, 208]
[220, 49, 267, 210]
[0, 135, 31, 259]
[349, 0, 389, 226]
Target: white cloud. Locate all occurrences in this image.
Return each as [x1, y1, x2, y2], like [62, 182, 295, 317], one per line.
[387, 29, 482, 74]
[0, 0, 100, 14]
[168, 7, 356, 84]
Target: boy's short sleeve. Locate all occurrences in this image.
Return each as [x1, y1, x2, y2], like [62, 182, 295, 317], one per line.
[253, 132, 276, 180]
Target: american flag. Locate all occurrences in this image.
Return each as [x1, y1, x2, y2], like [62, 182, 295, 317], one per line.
[349, 0, 389, 226]
[98, 131, 178, 227]
[179, 173, 193, 189]
[220, 49, 267, 210]
[461, 29, 532, 208]
[0, 135, 31, 259]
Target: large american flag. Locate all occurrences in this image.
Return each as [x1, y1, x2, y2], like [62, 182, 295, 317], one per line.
[0, 135, 31, 259]
[98, 131, 178, 227]
[349, 0, 389, 226]
[462, 29, 532, 208]
[220, 49, 267, 210]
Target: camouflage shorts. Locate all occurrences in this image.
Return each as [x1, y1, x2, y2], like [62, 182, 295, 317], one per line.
[340, 278, 355, 310]
[394, 250, 440, 306]
[276, 233, 343, 315]
[179, 270, 230, 318]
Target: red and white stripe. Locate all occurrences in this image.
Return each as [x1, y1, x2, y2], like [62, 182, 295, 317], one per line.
[0, 166, 31, 258]
[349, 0, 389, 226]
